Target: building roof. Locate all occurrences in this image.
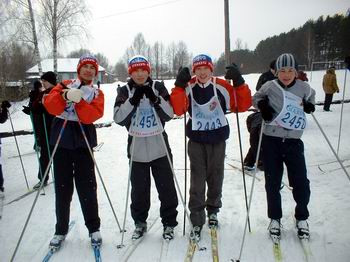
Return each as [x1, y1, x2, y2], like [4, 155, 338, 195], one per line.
[26, 58, 105, 73]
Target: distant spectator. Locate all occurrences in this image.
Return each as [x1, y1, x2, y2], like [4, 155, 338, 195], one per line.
[297, 70, 308, 82]
[322, 67, 339, 112]
[256, 60, 276, 91]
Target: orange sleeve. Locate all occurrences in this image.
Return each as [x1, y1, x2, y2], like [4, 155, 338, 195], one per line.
[43, 83, 67, 116]
[216, 78, 252, 112]
[231, 83, 252, 112]
[75, 89, 104, 124]
[170, 87, 189, 116]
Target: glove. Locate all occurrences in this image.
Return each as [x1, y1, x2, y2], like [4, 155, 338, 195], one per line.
[129, 86, 145, 106]
[174, 67, 191, 88]
[62, 88, 83, 103]
[303, 101, 315, 114]
[22, 106, 30, 115]
[144, 87, 159, 104]
[1, 100, 11, 109]
[257, 97, 275, 121]
[225, 63, 245, 87]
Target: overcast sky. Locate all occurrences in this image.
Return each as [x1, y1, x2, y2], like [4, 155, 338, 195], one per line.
[71, 0, 350, 65]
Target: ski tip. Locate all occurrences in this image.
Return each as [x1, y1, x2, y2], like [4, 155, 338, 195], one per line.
[116, 244, 125, 249]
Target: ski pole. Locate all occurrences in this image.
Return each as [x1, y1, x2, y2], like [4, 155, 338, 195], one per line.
[72, 108, 122, 233]
[7, 111, 29, 190]
[117, 107, 139, 249]
[152, 107, 191, 220]
[152, 107, 205, 250]
[10, 119, 68, 262]
[117, 134, 136, 248]
[43, 113, 54, 180]
[183, 112, 187, 236]
[336, 68, 347, 154]
[231, 85, 251, 232]
[29, 111, 45, 195]
[311, 113, 350, 182]
[235, 121, 265, 262]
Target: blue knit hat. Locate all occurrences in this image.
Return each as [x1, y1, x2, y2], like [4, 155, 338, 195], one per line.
[275, 53, 298, 72]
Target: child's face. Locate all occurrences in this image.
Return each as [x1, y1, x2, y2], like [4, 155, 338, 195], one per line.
[130, 69, 149, 85]
[194, 66, 212, 83]
[277, 67, 297, 86]
[79, 64, 96, 82]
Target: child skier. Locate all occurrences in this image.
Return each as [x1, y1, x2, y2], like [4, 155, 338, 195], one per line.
[43, 54, 104, 249]
[113, 55, 178, 240]
[253, 53, 315, 241]
[170, 54, 252, 241]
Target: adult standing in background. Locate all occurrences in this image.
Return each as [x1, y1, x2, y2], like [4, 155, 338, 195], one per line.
[322, 67, 339, 112]
[31, 72, 57, 189]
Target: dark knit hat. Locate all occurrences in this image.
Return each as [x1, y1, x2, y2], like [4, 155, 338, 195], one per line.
[275, 53, 298, 72]
[128, 55, 151, 74]
[41, 71, 57, 86]
[269, 60, 276, 70]
[77, 54, 99, 76]
[192, 54, 213, 73]
[33, 80, 42, 90]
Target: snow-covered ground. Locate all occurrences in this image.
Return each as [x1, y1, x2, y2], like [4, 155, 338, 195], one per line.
[0, 70, 349, 261]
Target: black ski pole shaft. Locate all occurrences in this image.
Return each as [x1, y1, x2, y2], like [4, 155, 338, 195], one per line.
[232, 86, 251, 232]
[10, 119, 68, 262]
[311, 113, 350, 182]
[43, 113, 54, 179]
[8, 111, 29, 190]
[336, 69, 347, 154]
[118, 107, 139, 248]
[73, 108, 122, 232]
[236, 121, 265, 261]
[183, 112, 187, 236]
[29, 111, 45, 195]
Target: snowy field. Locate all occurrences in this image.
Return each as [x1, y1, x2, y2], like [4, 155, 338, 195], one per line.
[0, 69, 349, 261]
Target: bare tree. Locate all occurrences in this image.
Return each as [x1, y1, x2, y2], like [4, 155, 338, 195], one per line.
[67, 48, 92, 58]
[235, 38, 243, 50]
[38, 0, 89, 73]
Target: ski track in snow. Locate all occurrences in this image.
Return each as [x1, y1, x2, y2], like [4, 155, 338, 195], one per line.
[0, 70, 350, 261]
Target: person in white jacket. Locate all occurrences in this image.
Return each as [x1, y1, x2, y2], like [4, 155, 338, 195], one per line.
[113, 55, 178, 241]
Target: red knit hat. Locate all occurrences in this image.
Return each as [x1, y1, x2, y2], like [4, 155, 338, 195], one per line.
[192, 54, 213, 73]
[77, 54, 99, 76]
[128, 55, 151, 74]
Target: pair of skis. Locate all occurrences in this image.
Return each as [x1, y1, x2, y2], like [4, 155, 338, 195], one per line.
[185, 226, 218, 262]
[271, 235, 312, 262]
[42, 221, 102, 262]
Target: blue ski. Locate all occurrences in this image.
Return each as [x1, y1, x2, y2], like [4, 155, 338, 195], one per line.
[42, 220, 76, 262]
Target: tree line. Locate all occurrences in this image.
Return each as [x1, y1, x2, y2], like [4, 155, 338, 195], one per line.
[1, 6, 349, 88]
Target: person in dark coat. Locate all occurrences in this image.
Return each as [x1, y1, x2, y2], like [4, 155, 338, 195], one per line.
[0, 100, 11, 195]
[31, 72, 57, 189]
[243, 60, 277, 171]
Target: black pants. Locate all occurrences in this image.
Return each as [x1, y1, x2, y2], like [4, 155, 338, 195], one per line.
[244, 127, 262, 167]
[53, 147, 100, 235]
[262, 135, 310, 220]
[323, 93, 333, 111]
[130, 156, 178, 227]
[37, 144, 51, 183]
